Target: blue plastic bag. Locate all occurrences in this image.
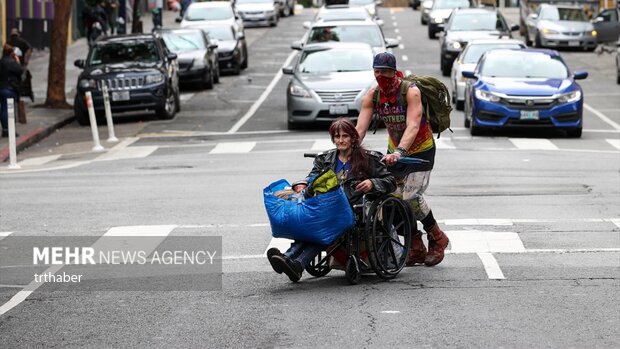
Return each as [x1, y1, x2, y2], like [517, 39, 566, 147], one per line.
[263, 179, 355, 245]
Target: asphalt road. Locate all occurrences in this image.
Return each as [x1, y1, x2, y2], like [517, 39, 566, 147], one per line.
[0, 6, 619, 348]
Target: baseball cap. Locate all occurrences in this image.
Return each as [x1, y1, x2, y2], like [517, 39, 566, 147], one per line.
[373, 52, 397, 70]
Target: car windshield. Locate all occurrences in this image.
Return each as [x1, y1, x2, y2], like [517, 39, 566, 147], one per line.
[449, 13, 503, 31]
[298, 48, 373, 73]
[318, 10, 369, 21]
[89, 41, 159, 65]
[433, 0, 470, 10]
[205, 26, 235, 41]
[308, 25, 383, 46]
[480, 53, 568, 79]
[162, 32, 205, 52]
[540, 7, 588, 22]
[185, 6, 233, 21]
[462, 43, 523, 64]
[349, 0, 375, 5]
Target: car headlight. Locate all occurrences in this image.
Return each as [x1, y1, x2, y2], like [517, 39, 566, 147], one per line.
[145, 74, 164, 84]
[475, 90, 501, 102]
[542, 28, 560, 35]
[79, 79, 97, 89]
[557, 90, 581, 103]
[448, 41, 462, 50]
[432, 17, 444, 24]
[289, 83, 311, 98]
[590, 30, 597, 37]
[367, 7, 376, 16]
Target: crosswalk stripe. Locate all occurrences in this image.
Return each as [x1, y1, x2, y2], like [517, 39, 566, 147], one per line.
[446, 230, 526, 253]
[94, 146, 158, 162]
[606, 139, 620, 150]
[477, 252, 505, 279]
[509, 138, 559, 150]
[179, 93, 194, 102]
[18, 155, 61, 166]
[435, 137, 455, 149]
[311, 139, 334, 151]
[210, 142, 256, 154]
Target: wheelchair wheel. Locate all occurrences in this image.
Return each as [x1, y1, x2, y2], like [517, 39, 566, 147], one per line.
[305, 251, 331, 277]
[345, 255, 360, 285]
[366, 196, 413, 280]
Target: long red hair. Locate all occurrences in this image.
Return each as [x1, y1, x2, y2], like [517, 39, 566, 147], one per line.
[328, 118, 369, 178]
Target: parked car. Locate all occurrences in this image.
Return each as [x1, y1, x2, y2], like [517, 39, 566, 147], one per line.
[73, 34, 180, 126]
[462, 49, 587, 137]
[524, 4, 597, 50]
[157, 28, 220, 89]
[439, 7, 519, 76]
[203, 25, 248, 75]
[420, 0, 434, 25]
[592, 5, 620, 43]
[306, 4, 379, 27]
[616, 38, 620, 84]
[292, 20, 399, 54]
[427, 0, 470, 39]
[275, 0, 296, 17]
[450, 39, 526, 110]
[282, 42, 376, 130]
[235, 0, 279, 27]
[180, 1, 244, 36]
[348, 0, 381, 19]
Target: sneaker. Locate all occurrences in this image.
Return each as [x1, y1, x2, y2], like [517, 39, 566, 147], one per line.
[271, 255, 302, 282]
[267, 248, 283, 274]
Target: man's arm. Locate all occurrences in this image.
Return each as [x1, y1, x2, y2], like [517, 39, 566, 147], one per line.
[396, 85, 423, 151]
[356, 88, 376, 142]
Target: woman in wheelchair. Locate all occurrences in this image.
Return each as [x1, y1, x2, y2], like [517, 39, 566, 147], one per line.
[268, 118, 396, 282]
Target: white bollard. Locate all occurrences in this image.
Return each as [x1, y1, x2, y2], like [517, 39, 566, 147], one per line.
[6, 98, 21, 169]
[101, 85, 118, 143]
[85, 91, 105, 152]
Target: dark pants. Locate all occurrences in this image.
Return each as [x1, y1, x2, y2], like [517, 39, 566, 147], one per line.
[0, 88, 19, 130]
[284, 241, 324, 269]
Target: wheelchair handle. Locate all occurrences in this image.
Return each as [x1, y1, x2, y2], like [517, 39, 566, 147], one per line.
[304, 152, 318, 158]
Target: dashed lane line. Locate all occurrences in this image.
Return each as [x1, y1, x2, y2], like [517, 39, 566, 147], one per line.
[209, 141, 256, 154]
[509, 138, 559, 150]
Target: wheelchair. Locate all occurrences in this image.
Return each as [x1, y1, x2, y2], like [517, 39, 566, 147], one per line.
[302, 153, 415, 284]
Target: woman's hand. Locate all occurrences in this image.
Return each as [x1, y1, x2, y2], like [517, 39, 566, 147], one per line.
[292, 183, 307, 193]
[355, 179, 374, 193]
[382, 152, 401, 166]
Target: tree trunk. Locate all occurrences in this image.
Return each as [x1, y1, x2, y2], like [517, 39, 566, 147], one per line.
[132, 0, 143, 33]
[44, 0, 73, 108]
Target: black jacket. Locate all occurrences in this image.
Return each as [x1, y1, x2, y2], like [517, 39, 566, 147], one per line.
[306, 149, 396, 201]
[0, 56, 23, 92]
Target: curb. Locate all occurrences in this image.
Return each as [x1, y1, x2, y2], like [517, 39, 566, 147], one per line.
[0, 114, 75, 163]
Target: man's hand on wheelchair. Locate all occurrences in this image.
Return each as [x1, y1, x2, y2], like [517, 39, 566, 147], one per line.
[355, 179, 374, 193]
[382, 152, 402, 166]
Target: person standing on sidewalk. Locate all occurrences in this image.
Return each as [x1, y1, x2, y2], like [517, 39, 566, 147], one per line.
[8, 29, 33, 123]
[104, 0, 120, 35]
[0, 44, 24, 137]
[356, 52, 450, 267]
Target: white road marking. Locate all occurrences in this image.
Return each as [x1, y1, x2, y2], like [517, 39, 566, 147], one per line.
[94, 146, 158, 162]
[0, 264, 63, 316]
[0, 232, 13, 239]
[509, 138, 559, 150]
[584, 103, 620, 130]
[434, 136, 455, 149]
[264, 237, 294, 256]
[210, 142, 256, 154]
[444, 219, 513, 226]
[381, 311, 401, 314]
[477, 252, 505, 279]
[18, 155, 61, 166]
[311, 139, 334, 151]
[397, 35, 402, 41]
[611, 219, 620, 229]
[393, 22, 398, 26]
[398, 44, 405, 49]
[402, 55, 409, 62]
[394, 28, 400, 33]
[606, 139, 620, 150]
[103, 225, 176, 237]
[179, 93, 194, 102]
[447, 230, 526, 254]
[227, 51, 297, 133]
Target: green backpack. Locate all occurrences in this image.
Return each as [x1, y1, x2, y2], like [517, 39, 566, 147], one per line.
[373, 75, 453, 137]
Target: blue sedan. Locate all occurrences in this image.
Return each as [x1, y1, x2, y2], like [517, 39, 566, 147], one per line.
[462, 49, 587, 137]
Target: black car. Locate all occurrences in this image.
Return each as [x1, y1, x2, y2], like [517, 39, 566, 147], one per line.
[157, 28, 220, 89]
[202, 25, 248, 75]
[73, 33, 180, 125]
[439, 7, 518, 76]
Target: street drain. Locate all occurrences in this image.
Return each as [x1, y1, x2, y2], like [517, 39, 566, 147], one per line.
[136, 165, 194, 170]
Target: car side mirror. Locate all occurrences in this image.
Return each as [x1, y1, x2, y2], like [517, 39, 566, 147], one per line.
[282, 66, 294, 75]
[573, 71, 588, 80]
[209, 43, 218, 49]
[175, 17, 182, 23]
[291, 41, 303, 50]
[593, 16, 604, 23]
[167, 52, 178, 60]
[303, 21, 311, 29]
[462, 70, 477, 79]
[74, 59, 85, 68]
[385, 38, 399, 48]
[510, 24, 519, 31]
[237, 32, 245, 40]
[527, 13, 538, 21]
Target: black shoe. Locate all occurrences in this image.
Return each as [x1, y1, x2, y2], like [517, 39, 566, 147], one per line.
[271, 255, 302, 282]
[1, 130, 18, 138]
[267, 248, 283, 274]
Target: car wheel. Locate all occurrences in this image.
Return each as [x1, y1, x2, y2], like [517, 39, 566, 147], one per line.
[156, 87, 177, 120]
[524, 32, 532, 46]
[617, 73, 620, 85]
[74, 98, 90, 126]
[428, 27, 435, 39]
[456, 99, 464, 111]
[282, 4, 291, 17]
[535, 33, 542, 48]
[241, 52, 248, 70]
[203, 68, 214, 90]
[566, 128, 582, 138]
[463, 98, 471, 128]
[289, 4, 295, 16]
[441, 60, 451, 77]
[287, 119, 300, 130]
[470, 124, 480, 136]
[214, 62, 220, 83]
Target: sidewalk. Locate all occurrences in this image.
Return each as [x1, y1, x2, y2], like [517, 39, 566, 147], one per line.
[0, 10, 180, 163]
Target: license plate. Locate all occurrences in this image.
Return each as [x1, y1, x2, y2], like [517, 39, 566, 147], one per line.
[329, 104, 348, 115]
[520, 110, 539, 120]
[112, 91, 130, 101]
[568, 41, 580, 47]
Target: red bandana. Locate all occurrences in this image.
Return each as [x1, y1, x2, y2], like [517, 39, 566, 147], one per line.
[377, 70, 405, 104]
